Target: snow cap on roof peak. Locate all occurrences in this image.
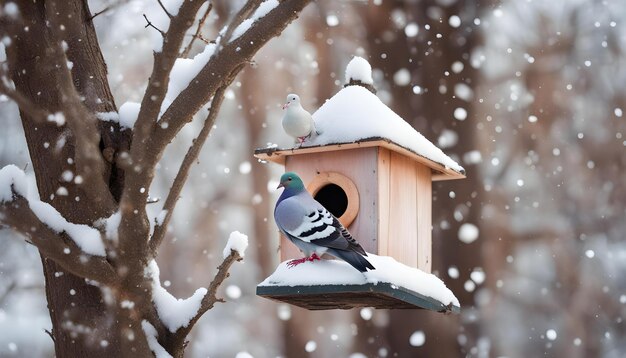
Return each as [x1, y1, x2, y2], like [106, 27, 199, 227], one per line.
[345, 56, 376, 93]
[345, 56, 373, 84]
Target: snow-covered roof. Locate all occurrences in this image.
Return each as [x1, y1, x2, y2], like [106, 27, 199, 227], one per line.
[304, 85, 464, 174]
[255, 58, 464, 179]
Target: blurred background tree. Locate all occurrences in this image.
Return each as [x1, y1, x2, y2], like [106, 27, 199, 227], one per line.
[1, 0, 625, 357]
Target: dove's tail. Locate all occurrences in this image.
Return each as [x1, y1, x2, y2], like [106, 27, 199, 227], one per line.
[329, 249, 375, 272]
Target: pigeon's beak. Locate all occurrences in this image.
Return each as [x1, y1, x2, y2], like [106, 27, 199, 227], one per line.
[282, 102, 289, 110]
[276, 182, 285, 189]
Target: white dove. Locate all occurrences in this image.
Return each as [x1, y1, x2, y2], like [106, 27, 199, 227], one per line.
[281, 94, 316, 145]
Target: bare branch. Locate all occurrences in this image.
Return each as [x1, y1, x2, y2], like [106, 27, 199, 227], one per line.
[143, 14, 165, 37]
[44, 329, 56, 344]
[149, 86, 228, 256]
[181, 3, 213, 58]
[88, 0, 129, 21]
[0, 194, 119, 286]
[157, 0, 174, 19]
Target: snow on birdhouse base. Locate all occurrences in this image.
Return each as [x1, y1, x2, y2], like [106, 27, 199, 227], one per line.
[257, 254, 460, 313]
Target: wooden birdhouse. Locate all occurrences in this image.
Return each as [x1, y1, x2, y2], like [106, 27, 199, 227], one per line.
[256, 57, 465, 313]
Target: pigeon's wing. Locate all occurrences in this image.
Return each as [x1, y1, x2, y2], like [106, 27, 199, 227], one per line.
[283, 206, 365, 254]
[326, 216, 367, 255]
[275, 193, 375, 272]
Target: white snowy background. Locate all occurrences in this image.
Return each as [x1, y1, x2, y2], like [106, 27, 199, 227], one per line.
[0, 0, 625, 357]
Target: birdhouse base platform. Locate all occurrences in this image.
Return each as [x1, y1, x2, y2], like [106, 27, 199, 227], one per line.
[256, 282, 460, 313]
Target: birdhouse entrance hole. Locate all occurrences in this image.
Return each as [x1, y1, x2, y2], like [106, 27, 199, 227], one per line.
[307, 172, 359, 228]
[314, 184, 348, 218]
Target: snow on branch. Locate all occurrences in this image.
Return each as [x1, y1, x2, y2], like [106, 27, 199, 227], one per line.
[131, 0, 208, 148]
[228, 0, 279, 42]
[96, 102, 140, 130]
[148, 232, 246, 341]
[141, 320, 173, 358]
[0, 164, 28, 201]
[146, 260, 207, 333]
[223, 231, 249, 259]
[218, 0, 262, 43]
[148, 246, 243, 333]
[0, 165, 117, 285]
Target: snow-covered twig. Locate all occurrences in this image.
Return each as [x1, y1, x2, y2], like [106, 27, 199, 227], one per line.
[149, 234, 245, 351]
[177, 248, 243, 335]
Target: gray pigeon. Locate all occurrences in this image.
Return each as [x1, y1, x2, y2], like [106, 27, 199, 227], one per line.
[274, 172, 375, 272]
[281, 94, 316, 144]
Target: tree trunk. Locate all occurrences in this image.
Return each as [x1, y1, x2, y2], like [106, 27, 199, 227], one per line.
[6, 1, 131, 355]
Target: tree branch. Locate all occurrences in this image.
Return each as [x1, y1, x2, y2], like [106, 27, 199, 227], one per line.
[149, 86, 228, 256]
[181, 3, 213, 58]
[153, 0, 312, 163]
[0, 194, 119, 286]
[176, 249, 242, 337]
[220, 0, 262, 44]
[143, 14, 165, 37]
[157, 0, 174, 19]
[118, 2, 210, 268]
[0, 74, 49, 121]
[131, 0, 208, 153]
[88, 0, 129, 21]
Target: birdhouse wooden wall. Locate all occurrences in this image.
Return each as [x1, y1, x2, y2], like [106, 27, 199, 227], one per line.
[280, 145, 433, 273]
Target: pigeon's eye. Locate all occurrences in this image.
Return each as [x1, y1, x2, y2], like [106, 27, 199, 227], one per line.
[292, 97, 296, 100]
[288, 177, 292, 181]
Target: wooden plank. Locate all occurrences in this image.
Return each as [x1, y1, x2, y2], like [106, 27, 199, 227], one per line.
[416, 164, 432, 273]
[254, 138, 466, 180]
[376, 147, 391, 257]
[387, 151, 418, 267]
[256, 283, 460, 313]
[279, 147, 379, 262]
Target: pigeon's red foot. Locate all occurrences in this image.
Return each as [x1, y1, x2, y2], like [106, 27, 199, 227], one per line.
[287, 257, 308, 268]
[308, 253, 321, 262]
[287, 254, 321, 268]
